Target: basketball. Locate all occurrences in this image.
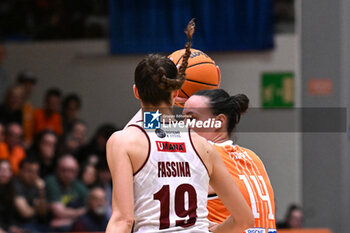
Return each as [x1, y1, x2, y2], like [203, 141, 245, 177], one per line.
[168, 48, 221, 107]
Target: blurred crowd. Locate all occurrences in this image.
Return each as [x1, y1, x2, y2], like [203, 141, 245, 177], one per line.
[0, 0, 108, 40]
[0, 58, 117, 232]
[277, 204, 303, 229]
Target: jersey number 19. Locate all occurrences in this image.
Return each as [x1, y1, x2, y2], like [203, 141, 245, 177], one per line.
[153, 184, 197, 230]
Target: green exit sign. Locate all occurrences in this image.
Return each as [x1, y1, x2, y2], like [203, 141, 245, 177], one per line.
[262, 72, 294, 108]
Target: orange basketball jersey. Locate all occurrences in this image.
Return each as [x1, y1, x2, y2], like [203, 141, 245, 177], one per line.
[207, 141, 276, 233]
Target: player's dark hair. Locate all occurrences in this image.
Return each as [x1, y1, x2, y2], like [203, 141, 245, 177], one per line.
[193, 89, 249, 134]
[134, 19, 195, 106]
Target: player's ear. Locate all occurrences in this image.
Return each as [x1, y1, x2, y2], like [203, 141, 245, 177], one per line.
[215, 114, 227, 130]
[133, 84, 140, 100]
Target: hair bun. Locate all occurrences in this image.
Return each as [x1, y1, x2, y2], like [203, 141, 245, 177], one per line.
[231, 94, 249, 114]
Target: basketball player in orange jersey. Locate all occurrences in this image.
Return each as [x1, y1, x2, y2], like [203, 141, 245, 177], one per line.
[107, 20, 254, 233]
[183, 89, 277, 233]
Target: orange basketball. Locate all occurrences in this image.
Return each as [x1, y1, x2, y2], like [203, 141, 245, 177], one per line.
[168, 48, 221, 107]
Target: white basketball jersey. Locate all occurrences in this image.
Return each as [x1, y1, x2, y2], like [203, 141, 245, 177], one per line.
[129, 123, 210, 233]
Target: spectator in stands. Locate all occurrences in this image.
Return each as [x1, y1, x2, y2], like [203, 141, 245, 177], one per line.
[96, 159, 112, 218]
[80, 163, 98, 189]
[71, 187, 109, 232]
[13, 158, 48, 232]
[0, 122, 5, 142]
[34, 88, 63, 136]
[58, 133, 81, 157]
[0, 123, 26, 174]
[0, 159, 16, 233]
[0, 85, 26, 125]
[58, 120, 88, 159]
[277, 204, 304, 229]
[70, 120, 87, 147]
[27, 130, 58, 179]
[45, 154, 87, 232]
[17, 71, 37, 147]
[17, 71, 37, 98]
[62, 93, 82, 133]
[77, 123, 117, 164]
[0, 44, 9, 103]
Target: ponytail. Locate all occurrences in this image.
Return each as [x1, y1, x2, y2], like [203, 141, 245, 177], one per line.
[154, 18, 195, 91]
[177, 18, 195, 83]
[134, 19, 195, 105]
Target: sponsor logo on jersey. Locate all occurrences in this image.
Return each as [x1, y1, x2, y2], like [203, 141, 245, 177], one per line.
[143, 110, 161, 129]
[156, 141, 186, 152]
[155, 128, 166, 138]
[164, 130, 181, 138]
[268, 229, 277, 233]
[245, 228, 266, 233]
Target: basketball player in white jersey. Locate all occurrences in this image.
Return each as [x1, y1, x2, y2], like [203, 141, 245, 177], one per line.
[106, 21, 253, 233]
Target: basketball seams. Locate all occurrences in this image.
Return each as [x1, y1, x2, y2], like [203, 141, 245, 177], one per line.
[175, 55, 184, 66]
[180, 89, 190, 98]
[170, 49, 220, 100]
[185, 79, 218, 87]
[186, 61, 216, 68]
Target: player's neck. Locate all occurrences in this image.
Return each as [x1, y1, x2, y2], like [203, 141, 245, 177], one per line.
[141, 103, 174, 119]
[210, 132, 230, 144]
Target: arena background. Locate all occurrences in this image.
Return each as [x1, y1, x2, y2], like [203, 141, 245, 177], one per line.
[1, 0, 349, 232]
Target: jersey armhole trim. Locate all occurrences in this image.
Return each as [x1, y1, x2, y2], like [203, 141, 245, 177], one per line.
[188, 128, 210, 177]
[128, 124, 151, 176]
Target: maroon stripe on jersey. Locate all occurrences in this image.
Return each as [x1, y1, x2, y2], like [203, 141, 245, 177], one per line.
[128, 124, 151, 176]
[188, 128, 210, 176]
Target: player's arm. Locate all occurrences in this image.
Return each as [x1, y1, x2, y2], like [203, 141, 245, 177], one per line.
[208, 184, 215, 195]
[106, 131, 134, 233]
[207, 144, 254, 233]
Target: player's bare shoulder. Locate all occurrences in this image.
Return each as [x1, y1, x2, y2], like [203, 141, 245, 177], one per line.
[107, 126, 149, 161]
[189, 131, 209, 150]
[108, 126, 147, 147]
[107, 126, 149, 174]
